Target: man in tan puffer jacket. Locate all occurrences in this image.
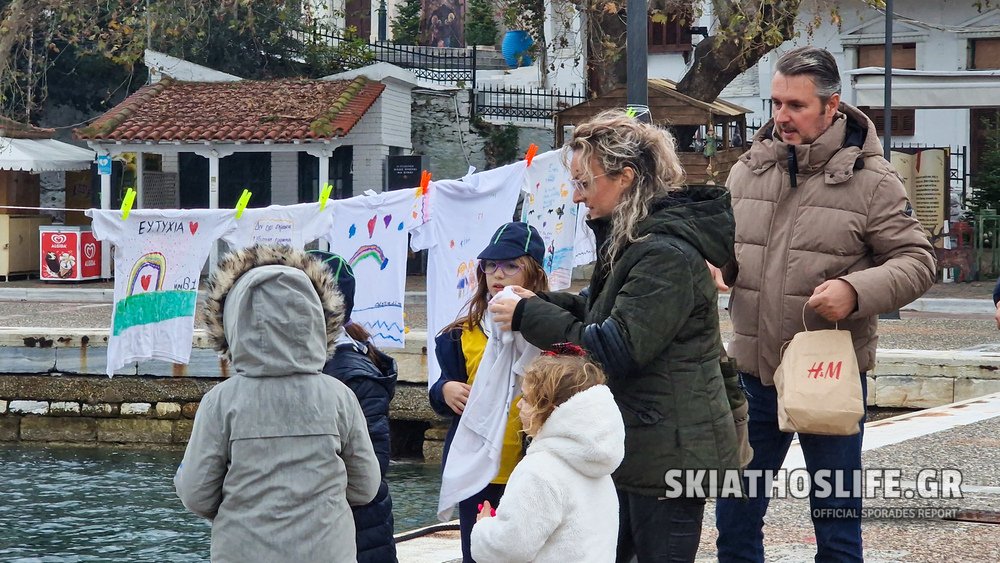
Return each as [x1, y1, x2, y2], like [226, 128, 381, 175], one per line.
[714, 46, 936, 563]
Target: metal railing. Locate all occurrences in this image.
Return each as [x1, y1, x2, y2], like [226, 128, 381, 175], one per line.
[474, 85, 588, 123]
[296, 28, 478, 86]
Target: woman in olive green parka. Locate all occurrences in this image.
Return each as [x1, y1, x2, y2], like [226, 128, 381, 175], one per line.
[490, 111, 742, 563]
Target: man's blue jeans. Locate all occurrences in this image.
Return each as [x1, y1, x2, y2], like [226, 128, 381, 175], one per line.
[716, 372, 867, 563]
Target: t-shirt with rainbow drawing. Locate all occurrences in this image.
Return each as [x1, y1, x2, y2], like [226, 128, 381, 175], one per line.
[221, 202, 333, 250]
[326, 188, 425, 349]
[88, 209, 236, 375]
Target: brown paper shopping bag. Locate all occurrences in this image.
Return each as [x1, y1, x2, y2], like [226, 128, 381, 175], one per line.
[773, 306, 864, 436]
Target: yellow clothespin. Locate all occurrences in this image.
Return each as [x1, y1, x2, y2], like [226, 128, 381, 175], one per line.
[120, 187, 136, 220]
[625, 107, 637, 118]
[319, 183, 334, 210]
[525, 143, 539, 167]
[235, 189, 252, 219]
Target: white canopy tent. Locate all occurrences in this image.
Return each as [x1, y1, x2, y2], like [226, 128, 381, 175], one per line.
[0, 137, 96, 172]
[848, 67, 1000, 109]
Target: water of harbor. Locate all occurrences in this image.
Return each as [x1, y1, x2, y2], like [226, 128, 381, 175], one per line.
[0, 445, 441, 561]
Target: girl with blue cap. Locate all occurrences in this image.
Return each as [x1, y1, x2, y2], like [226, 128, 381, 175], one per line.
[429, 221, 548, 562]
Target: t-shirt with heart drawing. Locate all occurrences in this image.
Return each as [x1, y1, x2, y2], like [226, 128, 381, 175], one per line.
[88, 209, 236, 375]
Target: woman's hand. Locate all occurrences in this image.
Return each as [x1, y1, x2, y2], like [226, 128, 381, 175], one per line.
[488, 297, 519, 331]
[510, 286, 536, 299]
[706, 261, 729, 292]
[442, 381, 471, 415]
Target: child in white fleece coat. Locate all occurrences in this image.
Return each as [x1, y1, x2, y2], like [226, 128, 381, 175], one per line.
[470, 351, 625, 563]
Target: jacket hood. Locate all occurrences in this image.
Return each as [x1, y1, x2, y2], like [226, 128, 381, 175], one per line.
[528, 385, 625, 478]
[634, 184, 736, 267]
[202, 245, 345, 375]
[332, 331, 399, 395]
[743, 102, 884, 184]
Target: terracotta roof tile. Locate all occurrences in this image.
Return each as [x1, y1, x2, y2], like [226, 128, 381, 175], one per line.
[75, 77, 385, 143]
[0, 116, 56, 139]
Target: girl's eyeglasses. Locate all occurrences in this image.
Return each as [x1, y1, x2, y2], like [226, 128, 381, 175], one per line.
[479, 260, 522, 276]
[569, 172, 612, 193]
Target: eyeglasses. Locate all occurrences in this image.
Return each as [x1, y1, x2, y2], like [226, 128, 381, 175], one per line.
[569, 172, 612, 193]
[479, 260, 523, 276]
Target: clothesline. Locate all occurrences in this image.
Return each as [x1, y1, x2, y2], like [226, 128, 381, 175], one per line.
[0, 205, 83, 212]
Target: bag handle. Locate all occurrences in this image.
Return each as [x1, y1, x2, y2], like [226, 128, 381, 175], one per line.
[782, 303, 839, 362]
[801, 302, 838, 332]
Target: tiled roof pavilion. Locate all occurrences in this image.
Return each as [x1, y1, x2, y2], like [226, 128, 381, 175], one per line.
[75, 74, 388, 278]
[75, 76, 385, 143]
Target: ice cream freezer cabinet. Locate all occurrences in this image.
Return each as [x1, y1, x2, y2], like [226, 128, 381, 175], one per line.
[39, 225, 101, 281]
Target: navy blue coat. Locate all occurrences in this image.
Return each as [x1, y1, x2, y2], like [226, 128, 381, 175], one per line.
[428, 327, 468, 471]
[324, 341, 398, 563]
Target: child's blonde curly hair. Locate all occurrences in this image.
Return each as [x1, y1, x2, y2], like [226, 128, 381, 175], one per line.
[520, 355, 607, 436]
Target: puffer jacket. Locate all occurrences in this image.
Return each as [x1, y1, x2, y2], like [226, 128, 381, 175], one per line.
[512, 185, 740, 497]
[470, 385, 624, 563]
[175, 246, 381, 563]
[725, 103, 937, 384]
[324, 336, 398, 563]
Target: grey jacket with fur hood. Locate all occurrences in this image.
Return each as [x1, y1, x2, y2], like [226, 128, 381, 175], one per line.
[175, 246, 381, 563]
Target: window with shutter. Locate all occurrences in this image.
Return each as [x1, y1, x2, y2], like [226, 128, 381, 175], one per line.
[648, 10, 693, 53]
[859, 107, 916, 136]
[857, 43, 917, 70]
[971, 38, 1000, 70]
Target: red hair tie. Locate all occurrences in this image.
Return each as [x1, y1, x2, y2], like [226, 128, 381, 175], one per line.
[542, 343, 587, 357]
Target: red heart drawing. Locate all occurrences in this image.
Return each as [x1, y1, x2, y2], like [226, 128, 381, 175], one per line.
[367, 215, 377, 238]
[188, 221, 199, 235]
[140, 275, 151, 291]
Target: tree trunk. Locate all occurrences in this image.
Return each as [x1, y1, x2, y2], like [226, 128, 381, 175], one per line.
[676, 0, 799, 103]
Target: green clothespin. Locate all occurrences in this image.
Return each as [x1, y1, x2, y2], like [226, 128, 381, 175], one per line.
[319, 183, 334, 210]
[235, 189, 252, 219]
[120, 187, 136, 220]
[625, 107, 637, 118]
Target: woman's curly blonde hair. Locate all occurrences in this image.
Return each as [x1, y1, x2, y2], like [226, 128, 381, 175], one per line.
[520, 355, 607, 436]
[567, 109, 685, 270]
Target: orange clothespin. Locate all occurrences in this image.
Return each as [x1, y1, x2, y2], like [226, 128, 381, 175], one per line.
[120, 187, 136, 220]
[418, 170, 431, 195]
[525, 144, 539, 167]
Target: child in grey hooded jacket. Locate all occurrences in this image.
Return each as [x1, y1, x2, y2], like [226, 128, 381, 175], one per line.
[174, 245, 380, 563]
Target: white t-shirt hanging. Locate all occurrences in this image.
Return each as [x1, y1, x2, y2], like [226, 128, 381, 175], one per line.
[326, 189, 424, 348]
[410, 160, 526, 388]
[87, 209, 236, 375]
[221, 202, 333, 250]
[574, 202, 597, 266]
[521, 149, 578, 290]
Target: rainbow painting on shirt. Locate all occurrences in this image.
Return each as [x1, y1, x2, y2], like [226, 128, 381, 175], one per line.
[112, 252, 197, 335]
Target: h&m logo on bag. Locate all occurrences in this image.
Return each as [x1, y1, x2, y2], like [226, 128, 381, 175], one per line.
[806, 361, 843, 379]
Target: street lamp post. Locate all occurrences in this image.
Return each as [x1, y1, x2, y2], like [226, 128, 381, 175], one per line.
[883, 0, 893, 159]
[626, 0, 650, 122]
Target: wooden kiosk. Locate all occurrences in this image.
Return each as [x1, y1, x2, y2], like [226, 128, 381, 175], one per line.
[554, 79, 751, 185]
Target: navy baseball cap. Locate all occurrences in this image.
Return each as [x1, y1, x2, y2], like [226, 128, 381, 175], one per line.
[478, 222, 545, 265]
[308, 250, 356, 322]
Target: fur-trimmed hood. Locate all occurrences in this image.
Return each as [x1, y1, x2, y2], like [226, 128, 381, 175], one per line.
[202, 245, 345, 374]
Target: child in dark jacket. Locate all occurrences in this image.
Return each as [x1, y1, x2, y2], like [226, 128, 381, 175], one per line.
[428, 222, 549, 563]
[311, 250, 398, 563]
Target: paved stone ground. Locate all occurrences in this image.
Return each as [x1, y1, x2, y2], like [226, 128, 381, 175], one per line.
[0, 299, 993, 354]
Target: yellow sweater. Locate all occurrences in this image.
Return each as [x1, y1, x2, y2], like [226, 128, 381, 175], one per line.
[461, 326, 524, 484]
